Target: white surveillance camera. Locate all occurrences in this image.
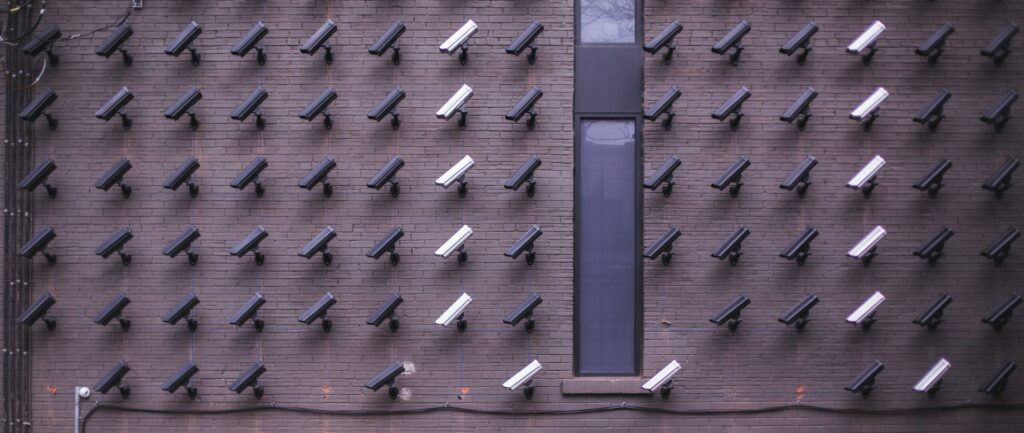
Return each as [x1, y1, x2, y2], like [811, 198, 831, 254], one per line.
[435, 155, 475, 190]
[435, 225, 473, 258]
[641, 360, 681, 396]
[437, 85, 474, 121]
[846, 291, 885, 325]
[76, 386, 92, 399]
[847, 155, 885, 191]
[847, 21, 886, 54]
[503, 359, 542, 391]
[850, 88, 889, 122]
[848, 225, 887, 263]
[913, 358, 951, 394]
[435, 292, 472, 327]
[440, 20, 478, 54]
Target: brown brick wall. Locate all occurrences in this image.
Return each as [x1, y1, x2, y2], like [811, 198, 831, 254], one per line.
[8, 0, 1024, 431]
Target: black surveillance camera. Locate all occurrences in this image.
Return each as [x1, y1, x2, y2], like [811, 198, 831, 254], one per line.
[162, 292, 200, 332]
[298, 226, 337, 265]
[229, 362, 267, 399]
[979, 362, 1017, 397]
[19, 158, 58, 198]
[505, 155, 542, 198]
[231, 156, 269, 197]
[368, 87, 405, 130]
[779, 293, 819, 331]
[300, 20, 337, 64]
[299, 88, 338, 130]
[710, 295, 751, 331]
[712, 87, 751, 130]
[298, 157, 337, 197]
[643, 156, 680, 197]
[779, 226, 818, 266]
[21, 24, 62, 66]
[95, 227, 133, 265]
[913, 294, 953, 331]
[981, 22, 1019, 66]
[644, 86, 682, 130]
[982, 157, 1020, 199]
[916, 23, 955, 66]
[779, 21, 818, 65]
[506, 87, 543, 130]
[913, 158, 952, 198]
[369, 21, 406, 65]
[163, 225, 201, 265]
[163, 156, 200, 198]
[644, 21, 683, 64]
[983, 293, 1022, 332]
[19, 226, 57, 264]
[96, 24, 134, 67]
[231, 87, 269, 130]
[711, 156, 750, 197]
[980, 90, 1018, 133]
[366, 293, 403, 333]
[95, 87, 134, 130]
[94, 361, 131, 399]
[231, 22, 269, 65]
[913, 226, 954, 266]
[164, 21, 202, 66]
[507, 21, 544, 64]
[505, 225, 543, 265]
[161, 361, 199, 399]
[365, 362, 405, 399]
[643, 226, 681, 265]
[94, 292, 131, 331]
[367, 226, 404, 265]
[164, 87, 203, 130]
[711, 20, 750, 65]
[712, 226, 751, 265]
[913, 89, 952, 132]
[17, 292, 57, 331]
[368, 156, 404, 197]
[230, 226, 269, 265]
[845, 360, 884, 397]
[504, 293, 543, 333]
[779, 155, 817, 197]
[298, 292, 337, 332]
[981, 227, 1021, 266]
[95, 157, 133, 198]
[230, 293, 267, 332]
[19, 88, 59, 130]
[780, 87, 817, 130]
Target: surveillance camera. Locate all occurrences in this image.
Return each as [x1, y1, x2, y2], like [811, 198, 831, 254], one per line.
[780, 155, 817, 197]
[95, 158, 133, 198]
[435, 225, 473, 264]
[710, 296, 750, 331]
[366, 293, 403, 333]
[712, 87, 751, 130]
[981, 227, 1021, 266]
[847, 225, 886, 266]
[507, 87, 544, 130]
[437, 84, 474, 128]
[229, 362, 267, 399]
[299, 157, 337, 197]
[980, 90, 1018, 133]
[780, 21, 818, 65]
[505, 155, 542, 197]
[712, 226, 751, 266]
[17, 292, 57, 331]
[367, 226, 404, 265]
[643, 155, 681, 197]
[850, 87, 889, 130]
[230, 293, 266, 331]
[643, 226, 681, 265]
[95, 87, 134, 130]
[645, 21, 683, 64]
[298, 292, 337, 332]
[846, 291, 885, 331]
[18, 226, 57, 264]
[299, 88, 338, 130]
[95, 227, 133, 265]
[711, 20, 750, 66]
[436, 292, 472, 331]
[231, 22, 269, 65]
[366, 156, 404, 198]
[780, 87, 817, 130]
[913, 294, 953, 331]
[845, 360, 884, 397]
[983, 293, 1022, 332]
[711, 156, 750, 197]
[913, 358, 951, 397]
[96, 24, 134, 66]
[914, 89, 952, 132]
[779, 226, 818, 266]
[94, 361, 131, 399]
[981, 23, 1019, 66]
[508, 21, 544, 64]
[503, 360, 542, 399]
[162, 292, 200, 332]
[19, 158, 58, 198]
[982, 157, 1020, 199]
[76, 387, 91, 399]
[913, 158, 953, 199]
[230, 226, 269, 265]
[163, 225, 201, 265]
[779, 293, 819, 331]
[19, 88, 59, 130]
[164, 87, 203, 130]
[847, 155, 885, 197]
[368, 87, 406, 130]
[231, 87, 269, 130]
[161, 361, 199, 399]
[644, 86, 681, 130]
[94, 292, 131, 331]
[641, 360, 681, 398]
[913, 227, 955, 266]
[300, 20, 338, 64]
[365, 362, 405, 399]
[847, 20, 885, 65]
[298, 226, 337, 265]
[916, 23, 955, 66]
[436, 155, 475, 197]
[164, 21, 202, 66]
[506, 225, 543, 265]
[440, 20, 478, 64]
[979, 362, 1017, 397]
[369, 21, 406, 65]
[163, 156, 200, 198]
[504, 293, 542, 333]
[21, 24, 62, 66]
[231, 156, 268, 197]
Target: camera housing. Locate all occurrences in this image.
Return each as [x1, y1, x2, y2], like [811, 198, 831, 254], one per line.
[163, 156, 200, 198]
[163, 225, 201, 265]
[847, 20, 885, 65]
[298, 157, 337, 197]
[95, 361, 131, 398]
[981, 23, 1019, 66]
[164, 87, 203, 130]
[96, 87, 134, 130]
[506, 87, 544, 130]
[20, 158, 58, 198]
[916, 23, 955, 66]
[643, 226, 682, 265]
[779, 293, 819, 331]
[230, 226, 269, 265]
[711, 156, 750, 197]
[644, 21, 683, 64]
[368, 87, 406, 130]
[913, 294, 953, 332]
[913, 358, 951, 397]
[780, 87, 817, 130]
[229, 362, 267, 399]
[780, 155, 817, 197]
[164, 21, 203, 66]
[981, 227, 1021, 266]
[95, 157, 133, 198]
[980, 90, 1018, 133]
[846, 291, 885, 332]
[95, 227, 134, 265]
[845, 360, 885, 397]
[983, 293, 1022, 332]
[779, 226, 819, 266]
[300, 20, 338, 64]
[299, 293, 337, 332]
[162, 292, 200, 332]
[505, 225, 543, 265]
[508, 21, 545, 64]
[644, 86, 682, 130]
[298, 226, 337, 265]
[644, 156, 681, 197]
[847, 155, 886, 198]
[21, 24, 62, 66]
[230, 156, 268, 197]
[913, 158, 952, 198]
[96, 24, 134, 66]
[712, 87, 751, 130]
[440, 20, 478, 65]
[230, 293, 266, 332]
[367, 226, 404, 265]
[368, 156, 404, 197]
[503, 360, 543, 400]
[641, 360, 681, 399]
[436, 292, 473, 331]
[437, 85, 474, 129]
[913, 226, 954, 266]
[369, 21, 406, 65]
[94, 292, 131, 331]
[161, 361, 199, 399]
[710, 296, 750, 332]
[435, 225, 473, 265]
[847, 225, 887, 266]
[299, 88, 338, 130]
[779, 21, 818, 65]
[231, 87, 269, 130]
[711, 20, 750, 65]
[436, 155, 475, 197]
[19, 88, 59, 130]
[18, 226, 57, 264]
[914, 89, 952, 132]
[979, 362, 1017, 397]
[366, 293, 403, 333]
[365, 362, 405, 399]
[850, 87, 889, 131]
[504, 293, 542, 333]
[712, 226, 751, 266]
[982, 157, 1020, 199]
[17, 292, 57, 331]
[505, 155, 542, 197]
[231, 22, 269, 65]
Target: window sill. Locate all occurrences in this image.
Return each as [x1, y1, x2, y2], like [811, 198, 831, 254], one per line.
[561, 377, 649, 395]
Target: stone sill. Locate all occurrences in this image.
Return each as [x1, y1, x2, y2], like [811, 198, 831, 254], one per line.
[561, 377, 649, 395]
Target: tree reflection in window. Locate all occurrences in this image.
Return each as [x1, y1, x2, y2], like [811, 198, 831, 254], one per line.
[580, 0, 635, 43]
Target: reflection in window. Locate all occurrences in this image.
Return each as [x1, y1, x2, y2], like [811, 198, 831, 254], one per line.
[580, 0, 635, 43]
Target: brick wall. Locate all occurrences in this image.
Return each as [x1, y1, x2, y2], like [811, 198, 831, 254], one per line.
[9, 0, 1024, 431]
